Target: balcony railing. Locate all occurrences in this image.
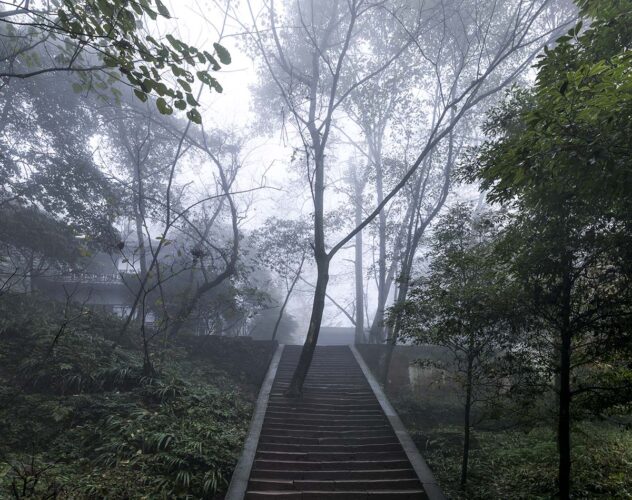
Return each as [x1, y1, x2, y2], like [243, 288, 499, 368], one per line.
[53, 273, 124, 284]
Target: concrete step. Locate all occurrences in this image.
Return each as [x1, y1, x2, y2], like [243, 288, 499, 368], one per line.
[259, 428, 395, 438]
[261, 425, 392, 434]
[248, 478, 423, 491]
[252, 459, 413, 471]
[268, 402, 380, 409]
[267, 405, 382, 414]
[258, 435, 399, 445]
[263, 418, 388, 427]
[256, 451, 407, 462]
[267, 402, 382, 411]
[259, 443, 403, 453]
[266, 410, 384, 419]
[250, 468, 418, 481]
[269, 397, 379, 404]
[245, 490, 427, 499]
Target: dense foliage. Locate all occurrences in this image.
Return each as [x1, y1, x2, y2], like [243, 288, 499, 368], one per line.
[393, 204, 526, 486]
[0, 294, 273, 499]
[394, 0, 632, 497]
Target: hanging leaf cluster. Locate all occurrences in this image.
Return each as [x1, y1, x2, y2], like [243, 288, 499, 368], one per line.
[4, 0, 231, 124]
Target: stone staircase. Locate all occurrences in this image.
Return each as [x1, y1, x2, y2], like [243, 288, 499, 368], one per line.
[244, 345, 428, 499]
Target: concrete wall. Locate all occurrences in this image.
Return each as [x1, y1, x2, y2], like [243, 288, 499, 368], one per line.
[355, 344, 455, 397]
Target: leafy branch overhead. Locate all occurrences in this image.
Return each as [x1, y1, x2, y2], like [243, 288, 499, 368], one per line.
[0, 0, 232, 123]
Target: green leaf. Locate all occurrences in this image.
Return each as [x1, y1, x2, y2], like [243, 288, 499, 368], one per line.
[134, 89, 148, 102]
[154, 0, 171, 18]
[165, 34, 182, 51]
[141, 78, 153, 93]
[155, 82, 168, 96]
[174, 99, 186, 110]
[130, 1, 143, 16]
[203, 51, 220, 70]
[177, 78, 192, 93]
[210, 77, 223, 93]
[213, 43, 231, 65]
[187, 108, 202, 124]
[97, 0, 115, 17]
[156, 97, 172, 115]
[185, 93, 199, 107]
[103, 54, 119, 67]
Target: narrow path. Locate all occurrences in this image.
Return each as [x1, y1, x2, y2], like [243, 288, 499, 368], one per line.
[244, 345, 430, 499]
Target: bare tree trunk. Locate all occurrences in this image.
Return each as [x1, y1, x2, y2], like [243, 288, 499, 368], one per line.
[285, 257, 329, 397]
[353, 168, 365, 344]
[390, 131, 456, 341]
[133, 150, 148, 280]
[367, 133, 388, 344]
[373, 158, 387, 343]
[272, 253, 305, 341]
[286, 82, 329, 395]
[368, 202, 414, 344]
[368, 153, 429, 344]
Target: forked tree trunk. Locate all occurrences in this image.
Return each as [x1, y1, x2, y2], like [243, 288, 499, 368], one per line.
[168, 162, 239, 339]
[286, 104, 328, 396]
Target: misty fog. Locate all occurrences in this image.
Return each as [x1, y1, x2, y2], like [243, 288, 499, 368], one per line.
[1, 0, 631, 498]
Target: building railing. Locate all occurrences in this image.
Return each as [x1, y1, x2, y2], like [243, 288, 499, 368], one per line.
[48, 273, 125, 284]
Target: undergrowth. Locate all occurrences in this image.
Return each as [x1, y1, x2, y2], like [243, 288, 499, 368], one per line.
[0, 294, 272, 499]
[399, 396, 632, 499]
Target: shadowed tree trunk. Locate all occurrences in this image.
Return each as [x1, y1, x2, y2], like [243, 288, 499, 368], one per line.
[558, 259, 573, 500]
[461, 356, 474, 487]
[285, 257, 329, 397]
[558, 329, 572, 499]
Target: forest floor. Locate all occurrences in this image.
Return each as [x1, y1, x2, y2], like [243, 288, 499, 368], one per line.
[0, 294, 275, 499]
[394, 390, 632, 499]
